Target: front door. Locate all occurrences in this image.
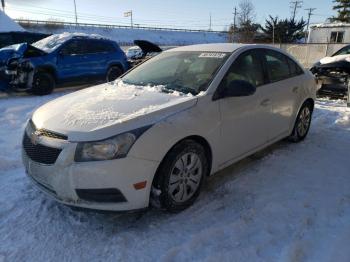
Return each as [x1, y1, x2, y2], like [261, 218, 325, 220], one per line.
[217, 50, 273, 166]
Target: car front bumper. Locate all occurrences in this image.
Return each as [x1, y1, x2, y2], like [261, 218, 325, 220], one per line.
[22, 144, 160, 211]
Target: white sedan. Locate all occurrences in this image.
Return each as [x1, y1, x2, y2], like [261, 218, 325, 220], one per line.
[22, 44, 316, 212]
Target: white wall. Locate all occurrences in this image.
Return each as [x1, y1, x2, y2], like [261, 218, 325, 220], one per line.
[23, 24, 228, 46]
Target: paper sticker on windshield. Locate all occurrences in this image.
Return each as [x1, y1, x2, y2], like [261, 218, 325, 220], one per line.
[199, 53, 226, 59]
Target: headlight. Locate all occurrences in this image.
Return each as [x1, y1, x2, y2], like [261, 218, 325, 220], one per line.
[74, 126, 151, 162]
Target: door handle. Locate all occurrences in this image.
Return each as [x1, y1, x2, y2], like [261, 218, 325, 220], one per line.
[293, 86, 299, 93]
[260, 99, 271, 107]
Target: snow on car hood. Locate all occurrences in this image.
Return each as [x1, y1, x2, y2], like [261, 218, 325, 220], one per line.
[32, 81, 198, 141]
[320, 54, 350, 65]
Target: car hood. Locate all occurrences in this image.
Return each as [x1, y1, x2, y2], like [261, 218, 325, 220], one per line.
[134, 40, 162, 55]
[32, 81, 198, 142]
[0, 43, 26, 66]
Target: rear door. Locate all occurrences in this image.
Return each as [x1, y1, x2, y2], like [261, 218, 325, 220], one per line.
[83, 40, 112, 81]
[261, 49, 304, 140]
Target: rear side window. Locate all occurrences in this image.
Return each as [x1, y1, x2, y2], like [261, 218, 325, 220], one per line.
[86, 40, 116, 54]
[264, 50, 290, 82]
[287, 58, 304, 77]
[220, 50, 265, 88]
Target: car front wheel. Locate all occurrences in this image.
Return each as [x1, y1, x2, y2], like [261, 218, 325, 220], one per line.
[31, 71, 55, 96]
[151, 140, 209, 212]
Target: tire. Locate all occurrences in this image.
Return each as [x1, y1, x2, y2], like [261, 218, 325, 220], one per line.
[288, 101, 313, 142]
[106, 66, 123, 82]
[151, 140, 209, 212]
[31, 71, 55, 96]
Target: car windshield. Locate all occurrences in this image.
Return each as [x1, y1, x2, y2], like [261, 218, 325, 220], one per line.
[32, 34, 67, 52]
[122, 51, 230, 95]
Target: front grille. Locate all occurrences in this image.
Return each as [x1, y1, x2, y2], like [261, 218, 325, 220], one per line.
[29, 120, 67, 140]
[23, 132, 62, 165]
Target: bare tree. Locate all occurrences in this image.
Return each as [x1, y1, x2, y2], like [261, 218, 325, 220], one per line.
[238, 0, 256, 26]
[235, 0, 259, 43]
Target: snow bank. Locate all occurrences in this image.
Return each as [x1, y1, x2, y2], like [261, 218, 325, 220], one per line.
[0, 11, 24, 32]
[320, 54, 350, 64]
[22, 24, 228, 46]
[1, 92, 350, 261]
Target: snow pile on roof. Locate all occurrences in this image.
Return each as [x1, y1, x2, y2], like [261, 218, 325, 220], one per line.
[320, 54, 350, 64]
[32, 32, 107, 52]
[311, 22, 350, 29]
[0, 11, 24, 32]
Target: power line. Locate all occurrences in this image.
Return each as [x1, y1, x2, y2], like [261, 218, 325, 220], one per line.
[290, 0, 303, 20]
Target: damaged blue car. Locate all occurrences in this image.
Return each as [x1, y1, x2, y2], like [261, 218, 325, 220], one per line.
[1, 32, 129, 95]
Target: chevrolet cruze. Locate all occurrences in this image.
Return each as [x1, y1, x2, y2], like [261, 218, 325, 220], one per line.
[22, 44, 316, 212]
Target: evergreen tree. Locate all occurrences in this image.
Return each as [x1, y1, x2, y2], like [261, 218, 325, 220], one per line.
[261, 16, 306, 43]
[330, 0, 350, 23]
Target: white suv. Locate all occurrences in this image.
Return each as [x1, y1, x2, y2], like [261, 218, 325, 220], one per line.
[22, 44, 316, 212]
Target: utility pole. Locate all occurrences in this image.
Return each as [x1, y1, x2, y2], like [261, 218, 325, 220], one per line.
[305, 8, 316, 43]
[1, 0, 5, 13]
[290, 0, 303, 21]
[209, 13, 212, 31]
[73, 0, 78, 25]
[232, 6, 238, 42]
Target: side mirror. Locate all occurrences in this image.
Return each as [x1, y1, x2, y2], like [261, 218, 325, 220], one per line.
[221, 80, 256, 98]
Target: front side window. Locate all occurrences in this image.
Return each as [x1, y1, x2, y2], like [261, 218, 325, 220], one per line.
[122, 51, 230, 95]
[219, 50, 265, 90]
[264, 50, 291, 82]
[60, 40, 86, 55]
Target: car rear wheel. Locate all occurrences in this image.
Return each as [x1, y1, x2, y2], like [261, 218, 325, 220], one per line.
[151, 140, 209, 212]
[289, 101, 313, 142]
[31, 71, 55, 96]
[106, 66, 123, 82]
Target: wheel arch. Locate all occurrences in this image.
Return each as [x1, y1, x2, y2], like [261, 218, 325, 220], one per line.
[35, 65, 57, 81]
[151, 135, 213, 189]
[107, 62, 124, 73]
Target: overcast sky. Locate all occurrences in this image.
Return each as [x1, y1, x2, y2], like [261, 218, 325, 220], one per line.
[3, 0, 335, 31]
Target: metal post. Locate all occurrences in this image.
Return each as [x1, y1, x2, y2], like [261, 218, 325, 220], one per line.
[272, 24, 275, 45]
[347, 77, 350, 107]
[73, 0, 78, 25]
[131, 11, 133, 28]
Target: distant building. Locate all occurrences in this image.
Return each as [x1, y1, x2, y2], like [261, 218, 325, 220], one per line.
[308, 23, 350, 43]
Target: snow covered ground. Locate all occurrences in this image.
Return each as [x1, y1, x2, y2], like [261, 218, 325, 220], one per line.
[1, 92, 350, 262]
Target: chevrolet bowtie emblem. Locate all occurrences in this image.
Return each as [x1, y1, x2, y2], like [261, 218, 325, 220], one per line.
[30, 130, 43, 145]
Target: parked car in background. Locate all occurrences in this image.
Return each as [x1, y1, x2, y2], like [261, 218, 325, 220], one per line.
[22, 44, 316, 212]
[311, 44, 350, 97]
[127, 40, 162, 67]
[4, 32, 129, 95]
[0, 31, 49, 49]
